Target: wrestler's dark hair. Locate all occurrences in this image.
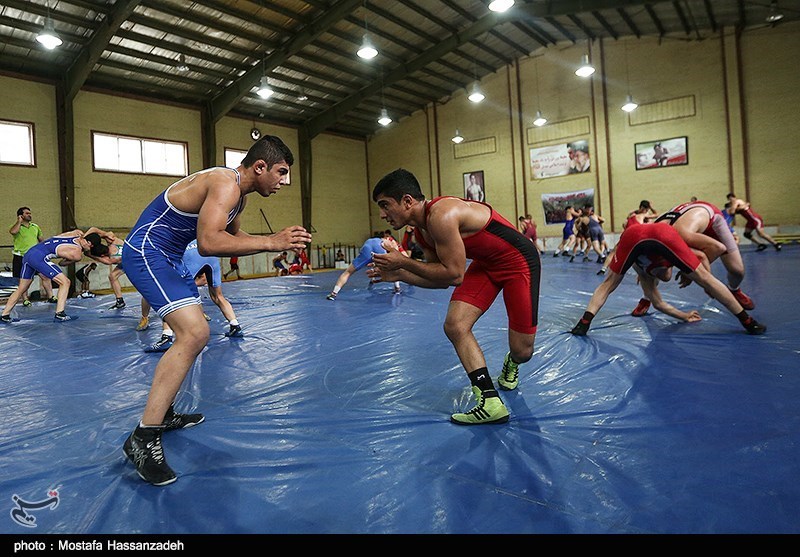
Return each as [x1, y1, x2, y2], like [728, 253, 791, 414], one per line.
[91, 244, 109, 256]
[84, 233, 109, 256]
[241, 135, 294, 168]
[17, 207, 30, 216]
[372, 168, 426, 202]
[639, 200, 652, 210]
[726, 192, 736, 199]
[84, 232, 100, 247]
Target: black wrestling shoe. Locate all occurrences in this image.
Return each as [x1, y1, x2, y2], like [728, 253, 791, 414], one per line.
[53, 311, 72, 322]
[743, 318, 766, 335]
[123, 426, 176, 486]
[224, 324, 243, 337]
[162, 405, 205, 431]
[571, 319, 590, 336]
[775, 244, 782, 251]
[144, 334, 173, 353]
[756, 244, 768, 252]
[109, 298, 126, 309]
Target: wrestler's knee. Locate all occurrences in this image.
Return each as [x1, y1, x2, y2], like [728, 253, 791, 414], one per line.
[180, 326, 210, 354]
[443, 316, 471, 342]
[509, 335, 535, 363]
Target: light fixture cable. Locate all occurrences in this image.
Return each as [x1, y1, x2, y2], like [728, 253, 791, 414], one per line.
[621, 40, 638, 112]
[533, 57, 546, 126]
[468, 57, 485, 103]
[378, 73, 392, 126]
[257, 56, 273, 99]
[357, 0, 378, 59]
[575, 45, 595, 78]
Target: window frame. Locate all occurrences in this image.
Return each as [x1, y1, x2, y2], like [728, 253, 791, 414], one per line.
[0, 119, 36, 168]
[91, 130, 189, 177]
[224, 147, 247, 170]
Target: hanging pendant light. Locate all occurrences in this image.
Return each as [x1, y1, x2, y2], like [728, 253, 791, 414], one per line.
[377, 108, 392, 126]
[452, 129, 464, 144]
[766, 2, 784, 22]
[488, 0, 515, 13]
[621, 94, 638, 112]
[176, 54, 190, 72]
[36, 4, 62, 50]
[357, 35, 378, 59]
[256, 76, 274, 99]
[533, 111, 547, 127]
[575, 54, 595, 77]
[468, 82, 485, 103]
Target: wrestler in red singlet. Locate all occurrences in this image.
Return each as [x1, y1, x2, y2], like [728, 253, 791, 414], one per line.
[414, 197, 540, 334]
[608, 222, 700, 277]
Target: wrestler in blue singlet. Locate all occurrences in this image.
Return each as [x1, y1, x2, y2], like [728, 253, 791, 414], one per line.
[587, 216, 605, 243]
[182, 240, 222, 287]
[562, 215, 575, 240]
[123, 169, 244, 317]
[20, 236, 82, 280]
[352, 237, 387, 271]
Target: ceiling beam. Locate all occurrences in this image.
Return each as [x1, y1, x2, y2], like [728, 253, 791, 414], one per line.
[591, 10, 619, 40]
[65, 0, 142, 101]
[305, 0, 656, 137]
[208, 0, 363, 122]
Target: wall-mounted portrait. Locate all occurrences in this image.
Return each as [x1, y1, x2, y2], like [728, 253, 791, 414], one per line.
[635, 136, 688, 170]
[463, 171, 485, 201]
[530, 139, 590, 179]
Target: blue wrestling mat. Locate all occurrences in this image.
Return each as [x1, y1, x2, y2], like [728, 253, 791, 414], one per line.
[0, 245, 798, 535]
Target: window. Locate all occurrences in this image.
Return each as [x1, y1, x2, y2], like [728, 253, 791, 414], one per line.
[224, 148, 247, 169]
[0, 120, 35, 166]
[92, 132, 187, 176]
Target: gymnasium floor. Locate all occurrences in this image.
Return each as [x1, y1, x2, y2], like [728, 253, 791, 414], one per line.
[1, 244, 798, 535]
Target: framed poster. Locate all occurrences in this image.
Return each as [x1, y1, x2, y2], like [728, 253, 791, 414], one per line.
[541, 188, 595, 224]
[635, 136, 688, 170]
[530, 140, 590, 179]
[463, 171, 485, 201]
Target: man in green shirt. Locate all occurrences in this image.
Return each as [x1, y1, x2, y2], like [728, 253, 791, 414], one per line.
[9, 207, 55, 305]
